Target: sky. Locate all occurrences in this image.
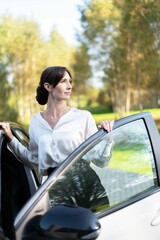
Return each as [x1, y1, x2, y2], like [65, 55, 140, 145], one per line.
[0, 0, 83, 45]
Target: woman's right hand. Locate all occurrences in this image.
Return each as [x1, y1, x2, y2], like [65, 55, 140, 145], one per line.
[0, 122, 13, 141]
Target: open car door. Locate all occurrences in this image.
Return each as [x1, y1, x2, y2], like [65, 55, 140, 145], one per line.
[1, 112, 160, 240]
[14, 112, 160, 240]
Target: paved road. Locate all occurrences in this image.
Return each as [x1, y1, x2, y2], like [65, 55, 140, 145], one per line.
[92, 165, 154, 205]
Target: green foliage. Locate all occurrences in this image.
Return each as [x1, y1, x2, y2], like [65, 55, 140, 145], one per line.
[85, 105, 112, 114]
[109, 148, 152, 175]
[78, 0, 160, 117]
[71, 43, 92, 106]
[47, 29, 74, 67]
[92, 108, 160, 126]
[1, 2, 160, 122]
[97, 90, 111, 106]
[0, 59, 18, 120]
[0, 14, 74, 122]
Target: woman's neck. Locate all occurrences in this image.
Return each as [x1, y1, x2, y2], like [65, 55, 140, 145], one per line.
[41, 102, 70, 128]
[45, 103, 68, 118]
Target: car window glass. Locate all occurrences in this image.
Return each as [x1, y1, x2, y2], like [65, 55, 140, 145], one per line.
[48, 119, 157, 213]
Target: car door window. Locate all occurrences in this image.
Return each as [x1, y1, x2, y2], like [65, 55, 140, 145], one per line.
[48, 119, 157, 213]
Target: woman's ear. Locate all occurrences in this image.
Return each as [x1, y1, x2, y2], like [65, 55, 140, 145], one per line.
[44, 83, 52, 92]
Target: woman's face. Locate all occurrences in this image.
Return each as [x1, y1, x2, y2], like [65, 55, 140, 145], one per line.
[51, 71, 72, 101]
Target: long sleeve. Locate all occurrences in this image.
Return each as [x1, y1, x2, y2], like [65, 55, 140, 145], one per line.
[7, 136, 38, 169]
[7, 116, 39, 170]
[82, 139, 113, 168]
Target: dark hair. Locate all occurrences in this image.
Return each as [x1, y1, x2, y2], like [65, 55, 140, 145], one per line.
[36, 66, 72, 105]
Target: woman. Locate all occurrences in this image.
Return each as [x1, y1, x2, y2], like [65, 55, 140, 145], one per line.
[0, 66, 114, 177]
[0, 66, 114, 210]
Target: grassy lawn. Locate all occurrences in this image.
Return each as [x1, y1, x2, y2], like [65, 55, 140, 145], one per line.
[92, 108, 160, 132]
[91, 107, 160, 175]
[109, 148, 153, 175]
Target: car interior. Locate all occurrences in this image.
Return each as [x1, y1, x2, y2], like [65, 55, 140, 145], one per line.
[1, 137, 35, 240]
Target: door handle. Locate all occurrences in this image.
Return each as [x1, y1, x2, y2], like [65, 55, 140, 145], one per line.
[151, 215, 160, 226]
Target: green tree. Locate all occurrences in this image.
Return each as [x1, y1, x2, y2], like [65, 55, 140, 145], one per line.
[106, 0, 160, 115]
[47, 29, 74, 67]
[71, 43, 92, 107]
[78, 0, 160, 116]
[0, 18, 18, 120]
[0, 15, 74, 123]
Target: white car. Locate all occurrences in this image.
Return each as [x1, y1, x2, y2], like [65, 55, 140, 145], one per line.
[1, 112, 160, 240]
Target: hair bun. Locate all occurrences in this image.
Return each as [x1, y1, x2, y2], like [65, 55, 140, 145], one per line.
[36, 86, 48, 105]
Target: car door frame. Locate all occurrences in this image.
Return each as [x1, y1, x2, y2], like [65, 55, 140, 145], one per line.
[13, 112, 160, 239]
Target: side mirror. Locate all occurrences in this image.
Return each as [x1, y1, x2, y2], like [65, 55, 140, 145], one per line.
[23, 204, 101, 240]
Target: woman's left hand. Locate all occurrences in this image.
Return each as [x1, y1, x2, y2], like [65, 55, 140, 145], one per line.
[98, 120, 114, 132]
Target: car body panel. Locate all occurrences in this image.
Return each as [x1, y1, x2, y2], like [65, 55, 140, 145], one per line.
[99, 192, 160, 240]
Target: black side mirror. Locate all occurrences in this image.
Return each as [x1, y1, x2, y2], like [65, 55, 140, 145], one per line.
[38, 204, 101, 240]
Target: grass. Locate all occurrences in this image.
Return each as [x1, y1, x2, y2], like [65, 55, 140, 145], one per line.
[109, 149, 153, 175]
[92, 108, 160, 132]
[90, 107, 160, 175]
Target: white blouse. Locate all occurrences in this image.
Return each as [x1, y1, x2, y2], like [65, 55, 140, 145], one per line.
[8, 107, 98, 175]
